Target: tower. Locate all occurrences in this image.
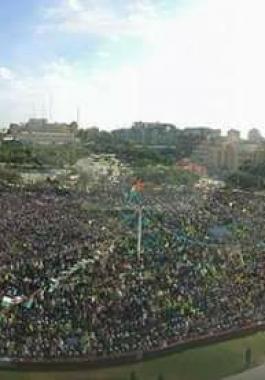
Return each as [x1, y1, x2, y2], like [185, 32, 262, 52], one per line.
[77, 107, 80, 127]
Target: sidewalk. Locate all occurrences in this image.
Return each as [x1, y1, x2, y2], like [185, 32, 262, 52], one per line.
[223, 364, 265, 380]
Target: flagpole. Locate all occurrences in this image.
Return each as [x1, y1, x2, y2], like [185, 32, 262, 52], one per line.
[137, 206, 143, 262]
[137, 204, 145, 335]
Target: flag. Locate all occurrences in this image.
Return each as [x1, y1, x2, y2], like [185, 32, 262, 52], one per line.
[1, 297, 13, 308]
[12, 296, 24, 305]
[134, 179, 145, 192]
[23, 298, 34, 309]
[127, 179, 145, 205]
[1, 296, 24, 308]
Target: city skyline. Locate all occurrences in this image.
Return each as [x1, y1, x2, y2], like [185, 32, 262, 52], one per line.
[1, 0, 265, 136]
[5, 117, 264, 141]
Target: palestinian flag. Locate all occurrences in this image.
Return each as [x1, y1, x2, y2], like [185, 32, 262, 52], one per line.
[128, 178, 145, 205]
[23, 298, 34, 309]
[1, 296, 24, 308]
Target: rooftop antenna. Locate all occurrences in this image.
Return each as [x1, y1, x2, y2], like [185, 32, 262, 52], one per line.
[49, 93, 53, 122]
[32, 103, 36, 119]
[77, 106, 80, 127]
[41, 99, 46, 119]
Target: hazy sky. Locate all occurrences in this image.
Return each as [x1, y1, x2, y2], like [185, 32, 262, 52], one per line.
[0, 0, 265, 135]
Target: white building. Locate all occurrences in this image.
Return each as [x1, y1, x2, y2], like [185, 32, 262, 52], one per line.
[8, 119, 78, 145]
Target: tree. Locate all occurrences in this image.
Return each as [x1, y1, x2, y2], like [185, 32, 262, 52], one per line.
[133, 164, 198, 187]
[77, 171, 90, 192]
[226, 148, 265, 190]
[0, 167, 21, 185]
[227, 166, 265, 190]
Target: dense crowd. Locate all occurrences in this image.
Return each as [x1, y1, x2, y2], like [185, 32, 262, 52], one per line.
[0, 183, 264, 360]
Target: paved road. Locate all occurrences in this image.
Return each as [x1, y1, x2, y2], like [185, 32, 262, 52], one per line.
[224, 364, 265, 380]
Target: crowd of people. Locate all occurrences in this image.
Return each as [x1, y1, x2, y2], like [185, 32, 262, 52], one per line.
[0, 182, 264, 361]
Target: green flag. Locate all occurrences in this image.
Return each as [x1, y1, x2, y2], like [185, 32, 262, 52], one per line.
[23, 298, 34, 309]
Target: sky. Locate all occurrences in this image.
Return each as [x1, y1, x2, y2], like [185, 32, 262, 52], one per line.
[0, 0, 265, 136]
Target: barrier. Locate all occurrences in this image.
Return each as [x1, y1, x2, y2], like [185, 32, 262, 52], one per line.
[1, 321, 265, 372]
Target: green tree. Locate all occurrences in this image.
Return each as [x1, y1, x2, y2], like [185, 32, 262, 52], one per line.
[133, 164, 198, 187]
[77, 171, 90, 192]
[0, 167, 21, 184]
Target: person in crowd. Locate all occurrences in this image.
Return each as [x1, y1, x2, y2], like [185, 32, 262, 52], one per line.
[0, 183, 264, 359]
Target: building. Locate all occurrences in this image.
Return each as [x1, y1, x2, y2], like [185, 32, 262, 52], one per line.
[112, 124, 223, 147]
[227, 129, 241, 143]
[112, 122, 180, 145]
[192, 129, 263, 174]
[177, 158, 208, 176]
[8, 119, 78, 145]
[248, 128, 264, 143]
[183, 127, 222, 140]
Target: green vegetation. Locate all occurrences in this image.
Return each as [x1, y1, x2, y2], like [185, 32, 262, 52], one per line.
[76, 133, 201, 189]
[0, 129, 204, 185]
[242, 158, 265, 178]
[0, 140, 198, 188]
[87, 138, 174, 166]
[227, 155, 265, 190]
[133, 164, 198, 186]
[77, 128, 204, 165]
[0, 141, 34, 165]
[0, 137, 173, 170]
[31, 144, 86, 168]
[0, 142, 86, 169]
[2, 130, 263, 191]
[0, 166, 21, 184]
[227, 171, 263, 190]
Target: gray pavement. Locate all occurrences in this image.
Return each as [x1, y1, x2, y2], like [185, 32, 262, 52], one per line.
[223, 364, 265, 380]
